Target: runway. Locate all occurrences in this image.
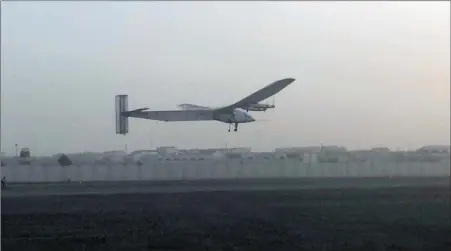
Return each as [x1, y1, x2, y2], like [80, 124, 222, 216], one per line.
[2, 176, 449, 198]
[2, 177, 450, 251]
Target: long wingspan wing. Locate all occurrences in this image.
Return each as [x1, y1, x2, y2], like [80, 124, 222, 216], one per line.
[215, 78, 295, 113]
[123, 109, 214, 122]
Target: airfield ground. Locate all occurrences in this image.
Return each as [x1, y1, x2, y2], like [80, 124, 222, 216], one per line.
[2, 177, 450, 251]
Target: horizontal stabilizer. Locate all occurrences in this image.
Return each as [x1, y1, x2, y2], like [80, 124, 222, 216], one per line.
[122, 108, 149, 116]
[129, 108, 149, 113]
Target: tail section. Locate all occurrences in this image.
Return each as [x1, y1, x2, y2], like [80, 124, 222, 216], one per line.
[115, 95, 129, 135]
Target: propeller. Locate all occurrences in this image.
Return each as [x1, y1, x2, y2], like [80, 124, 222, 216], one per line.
[270, 96, 276, 113]
[262, 96, 275, 113]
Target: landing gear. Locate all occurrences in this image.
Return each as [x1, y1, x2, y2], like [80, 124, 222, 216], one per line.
[1, 176, 6, 189]
[227, 123, 239, 132]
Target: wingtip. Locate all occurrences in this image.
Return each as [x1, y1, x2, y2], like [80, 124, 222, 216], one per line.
[279, 77, 296, 84]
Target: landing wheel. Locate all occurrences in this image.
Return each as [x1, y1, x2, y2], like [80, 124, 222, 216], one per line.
[234, 123, 238, 132]
[228, 123, 231, 132]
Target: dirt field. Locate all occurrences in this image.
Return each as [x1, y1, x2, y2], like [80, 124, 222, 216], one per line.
[2, 180, 450, 251]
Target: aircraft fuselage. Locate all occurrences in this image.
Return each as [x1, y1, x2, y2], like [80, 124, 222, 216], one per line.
[214, 109, 255, 124]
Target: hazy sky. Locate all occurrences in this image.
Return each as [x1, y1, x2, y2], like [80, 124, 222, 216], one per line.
[1, 1, 450, 155]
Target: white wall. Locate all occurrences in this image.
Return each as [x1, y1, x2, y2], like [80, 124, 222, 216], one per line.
[1, 159, 449, 183]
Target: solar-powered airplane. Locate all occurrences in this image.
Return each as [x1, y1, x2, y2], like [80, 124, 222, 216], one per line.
[115, 78, 295, 134]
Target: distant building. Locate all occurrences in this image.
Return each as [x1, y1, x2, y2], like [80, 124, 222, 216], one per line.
[275, 146, 320, 153]
[18, 148, 32, 165]
[321, 146, 348, 153]
[130, 150, 158, 155]
[19, 148, 31, 158]
[157, 146, 178, 155]
[417, 145, 450, 153]
[275, 145, 347, 154]
[103, 150, 126, 155]
[178, 147, 251, 156]
[370, 147, 391, 152]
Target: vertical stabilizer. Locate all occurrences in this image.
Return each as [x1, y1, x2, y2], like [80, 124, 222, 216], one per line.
[115, 95, 129, 135]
